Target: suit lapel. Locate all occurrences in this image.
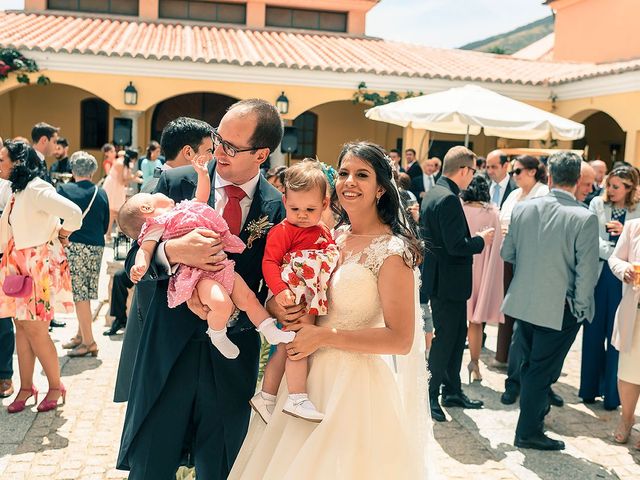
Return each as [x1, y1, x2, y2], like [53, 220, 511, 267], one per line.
[239, 177, 266, 243]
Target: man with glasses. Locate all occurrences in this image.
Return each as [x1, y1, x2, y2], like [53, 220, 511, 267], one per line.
[420, 146, 494, 423]
[117, 100, 291, 480]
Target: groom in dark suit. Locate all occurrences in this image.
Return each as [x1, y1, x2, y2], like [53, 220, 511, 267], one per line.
[117, 100, 288, 479]
[420, 146, 494, 422]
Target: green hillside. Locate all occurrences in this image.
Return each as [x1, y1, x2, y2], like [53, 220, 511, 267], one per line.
[460, 15, 554, 55]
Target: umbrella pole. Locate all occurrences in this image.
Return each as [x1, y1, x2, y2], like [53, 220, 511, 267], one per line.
[464, 125, 470, 148]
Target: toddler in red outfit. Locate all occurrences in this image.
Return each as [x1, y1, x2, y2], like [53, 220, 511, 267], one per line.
[251, 160, 338, 423]
[117, 155, 294, 359]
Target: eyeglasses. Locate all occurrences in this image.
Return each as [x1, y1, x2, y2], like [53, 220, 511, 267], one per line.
[461, 165, 476, 175]
[511, 168, 528, 176]
[212, 128, 267, 158]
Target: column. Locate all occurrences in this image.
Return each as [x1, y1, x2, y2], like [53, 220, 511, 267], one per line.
[624, 129, 639, 166]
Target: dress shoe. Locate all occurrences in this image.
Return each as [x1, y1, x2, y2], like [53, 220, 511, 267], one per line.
[7, 385, 38, 413]
[500, 389, 519, 405]
[49, 319, 66, 328]
[0, 379, 14, 398]
[442, 392, 483, 409]
[103, 317, 126, 336]
[37, 384, 66, 412]
[467, 360, 482, 383]
[514, 433, 565, 451]
[249, 392, 275, 424]
[548, 389, 564, 407]
[282, 395, 324, 423]
[67, 342, 98, 358]
[430, 398, 446, 422]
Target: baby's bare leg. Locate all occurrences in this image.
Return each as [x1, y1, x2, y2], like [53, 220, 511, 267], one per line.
[231, 274, 295, 345]
[262, 344, 287, 396]
[197, 278, 239, 359]
[286, 313, 315, 394]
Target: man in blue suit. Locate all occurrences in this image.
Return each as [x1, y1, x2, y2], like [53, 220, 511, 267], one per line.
[501, 151, 599, 451]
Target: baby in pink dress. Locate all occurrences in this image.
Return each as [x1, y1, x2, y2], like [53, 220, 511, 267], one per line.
[117, 156, 294, 359]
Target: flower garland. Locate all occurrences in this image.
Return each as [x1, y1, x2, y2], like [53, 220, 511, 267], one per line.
[0, 48, 50, 85]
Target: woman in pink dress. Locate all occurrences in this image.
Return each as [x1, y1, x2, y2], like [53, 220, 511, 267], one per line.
[462, 174, 504, 382]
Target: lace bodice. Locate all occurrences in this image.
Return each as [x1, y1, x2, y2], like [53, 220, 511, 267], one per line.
[316, 228, 408, 331]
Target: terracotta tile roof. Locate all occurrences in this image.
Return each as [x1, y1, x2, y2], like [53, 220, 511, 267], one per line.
[1, 11, 639, 86]
[512, 33, 555, 61]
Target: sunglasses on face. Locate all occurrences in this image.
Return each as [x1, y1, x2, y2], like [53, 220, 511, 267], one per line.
[511, 168, 529, 176]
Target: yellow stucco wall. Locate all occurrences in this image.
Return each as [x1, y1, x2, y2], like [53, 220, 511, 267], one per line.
[310, 101, 403, 165]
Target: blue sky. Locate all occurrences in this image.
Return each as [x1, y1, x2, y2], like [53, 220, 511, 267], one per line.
[3, 0, 552, 49]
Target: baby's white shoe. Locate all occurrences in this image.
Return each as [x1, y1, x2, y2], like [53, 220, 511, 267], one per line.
[257, 317, 295, 345]
[282, 394, 324, 423]
[249, 391, 276, 423]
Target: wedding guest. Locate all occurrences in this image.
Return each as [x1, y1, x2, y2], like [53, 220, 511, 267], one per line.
[421, 146, 494, 423]
[103, 149, 141, 241]
[607, 219, 640, 448]
[31, 122, 58, 184]
[388, 148, 404, 172]
[139, 141, 161, 190]
[580, 166, 640, 409]
[498, 156, 550, 404]
[0, 141, 82, 413]
[101, 143, 116, 176]
[265, 165, 286, 193]
[462, 175, 504, 382]
[0, 136, 14, 399]
[57, 151, 110, 358]
[576, 161, 596, 204]
[486, 150, 517, 209]
[404, 148, 421, 179]
[502, 151, 599, 450]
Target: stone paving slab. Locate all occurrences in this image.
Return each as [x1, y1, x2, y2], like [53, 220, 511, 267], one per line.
[0, 247, 639, 479]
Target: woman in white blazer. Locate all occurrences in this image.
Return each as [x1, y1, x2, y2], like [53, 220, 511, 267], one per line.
[581, 166, 640, 410]
[608, 218, 640, 448]
[0, 141, 82, 414]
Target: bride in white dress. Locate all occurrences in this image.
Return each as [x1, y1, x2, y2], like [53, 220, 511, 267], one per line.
[229, 142, 435, 479]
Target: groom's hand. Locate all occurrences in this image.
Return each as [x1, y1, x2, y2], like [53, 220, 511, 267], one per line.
[187, 288, 210, 320]
[165, 228, 226, 272]
[266, 297, 305, 326]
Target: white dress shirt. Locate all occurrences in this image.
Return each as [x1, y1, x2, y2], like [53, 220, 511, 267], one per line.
[422, 174, 436, 192]
[490, 175, 511, 207]
[0, 178, 11, 212]
[157, 171, 262, 272]
[499, 182, 550, 229]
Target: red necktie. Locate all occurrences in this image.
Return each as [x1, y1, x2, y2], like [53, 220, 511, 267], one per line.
[223, 185, 247, 235]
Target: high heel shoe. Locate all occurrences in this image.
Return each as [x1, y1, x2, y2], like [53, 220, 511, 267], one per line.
[62, 335, 82, 349]
[7, 385, 39, 413]
[613, 420, 634, 444]
[67, 341, 98, 358]
[37, 384, 66, 412]
[467, 360, 483, 383]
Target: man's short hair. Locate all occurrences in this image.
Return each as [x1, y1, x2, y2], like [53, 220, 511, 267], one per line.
[548, 151, 582, 187]
[405, 148, 416, 155]
[228, 99, 283, 154]
[160, 117, 212, 161]
[389, 148, 401, 157]
[31, 122, 59, 143]
[442, 146, 476, 175]
[56, 137, 69, 148]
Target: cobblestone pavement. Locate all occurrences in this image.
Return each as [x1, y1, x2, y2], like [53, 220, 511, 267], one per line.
[1, 248, 639, 479]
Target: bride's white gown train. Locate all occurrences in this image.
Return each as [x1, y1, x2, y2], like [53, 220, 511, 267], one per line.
[229, 233, 434, 479]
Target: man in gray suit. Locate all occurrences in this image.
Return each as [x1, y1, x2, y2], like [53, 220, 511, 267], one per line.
[501, 151, 599, 451]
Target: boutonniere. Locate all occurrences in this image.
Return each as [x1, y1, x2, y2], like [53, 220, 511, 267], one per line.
[246, 215, 273, 248]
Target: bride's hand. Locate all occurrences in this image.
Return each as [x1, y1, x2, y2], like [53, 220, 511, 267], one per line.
[285, 324, 324, 360]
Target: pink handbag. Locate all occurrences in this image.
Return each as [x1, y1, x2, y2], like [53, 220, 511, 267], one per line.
[2, 274, 33, 298]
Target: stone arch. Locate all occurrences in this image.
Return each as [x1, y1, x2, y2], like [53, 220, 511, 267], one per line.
[149, 92, 240, 141]
[571, 110, 626, 165]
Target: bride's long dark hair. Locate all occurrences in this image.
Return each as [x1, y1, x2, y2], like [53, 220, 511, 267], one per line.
[331, 141, 423, 267]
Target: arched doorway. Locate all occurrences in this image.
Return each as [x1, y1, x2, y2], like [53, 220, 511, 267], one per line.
[150, 92, 238, 140]
[572, 111, 626, 166]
